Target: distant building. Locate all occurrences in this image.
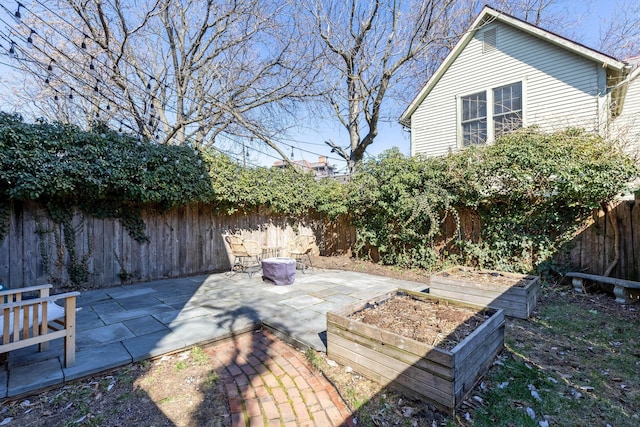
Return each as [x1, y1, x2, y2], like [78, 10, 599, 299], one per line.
[272, 156, 337, 180]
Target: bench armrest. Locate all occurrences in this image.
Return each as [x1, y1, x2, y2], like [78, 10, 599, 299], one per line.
[0, 284, 53, 298]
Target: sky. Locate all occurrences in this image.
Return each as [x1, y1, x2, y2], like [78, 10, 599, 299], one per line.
[0, 0, 626, 172]
[262, 0, 621, 171]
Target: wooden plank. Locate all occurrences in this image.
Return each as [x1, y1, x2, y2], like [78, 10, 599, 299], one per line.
[147, 208, 159, 280]
[103, 218, 115, 287]
[138, 209, 150, 282]
[327, 332, 455, 409]
[22, 205, 37, 286]
[454, 326, 504, 400]
[92, 215, 105, 286]
[629, 200, 640, 281]
[8, 201, 23, 288]
[163, 213, 173, 278]
[580, 212, 596, 273]
[604, 205, 617, 277]
[426, 287, 534, 318]
[0, 201, 10, 288]
[327, 323, 455, 381]
[616, 202, 632, 279]
[595, 208, 607, 274]
[451, 308, 504, 362]
[568, 230, 583, 272]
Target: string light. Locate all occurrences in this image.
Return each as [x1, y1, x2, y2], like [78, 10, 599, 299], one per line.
[14, 2, 22, 20]
[8, 40, 16, 57]
[27, 29, 34, 44]
[0, 1, 341, 167]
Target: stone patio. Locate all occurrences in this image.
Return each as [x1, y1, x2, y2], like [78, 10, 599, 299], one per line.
[0, 269, 428, 398]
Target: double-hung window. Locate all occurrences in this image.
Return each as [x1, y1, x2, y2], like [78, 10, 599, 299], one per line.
[460, 81, 523, 147]
[461, 91, 487, 146]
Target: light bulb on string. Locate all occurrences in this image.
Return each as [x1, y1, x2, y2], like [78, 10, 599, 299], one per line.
[69, 88, 74, 99]
[27, 29, 35, 45]
[146, 76, 155, 90]
[14, 2, 22, 20]
[47, 59, 54, 71]
[8, 41, 16, 58]
[81, 34, 87, 49]
[89, 56, 95, 70]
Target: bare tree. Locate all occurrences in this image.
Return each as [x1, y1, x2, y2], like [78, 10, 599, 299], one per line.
[3, 0, 318, 159]
[599, 0, 640, 59]
[303, 0, 467, 166]
[302, 0, 580, 167]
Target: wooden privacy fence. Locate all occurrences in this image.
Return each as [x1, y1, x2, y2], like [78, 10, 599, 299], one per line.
[2, 198, 639, 290]
[567, 198, 640, 281]
[437, 199, 640, 281]
[0, 201, 355, 290]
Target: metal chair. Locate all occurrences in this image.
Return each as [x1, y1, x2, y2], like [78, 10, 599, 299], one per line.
[286, 234, 316, 273]
[224, 235, 262, 277]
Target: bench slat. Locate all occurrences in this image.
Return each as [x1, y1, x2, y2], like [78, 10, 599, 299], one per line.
[566, 272, 640, 289]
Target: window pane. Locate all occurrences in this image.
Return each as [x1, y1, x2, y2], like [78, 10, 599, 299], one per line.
[462, 92, 486, 121]
[463, 118, 487, 146]
[493, 82, 522, 138]
[461, 91, 488, 146]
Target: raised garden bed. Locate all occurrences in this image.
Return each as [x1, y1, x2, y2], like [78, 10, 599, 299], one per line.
[326, 289, 504, 413]
[429, 266, 541, 319]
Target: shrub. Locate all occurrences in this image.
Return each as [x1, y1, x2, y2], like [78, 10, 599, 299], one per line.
[349, 129, 638, 272]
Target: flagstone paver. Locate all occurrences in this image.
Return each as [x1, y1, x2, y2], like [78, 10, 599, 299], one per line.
[1, 268, 427, 425]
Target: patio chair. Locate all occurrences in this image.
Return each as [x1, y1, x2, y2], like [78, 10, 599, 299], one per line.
[0, 284, 80, 368]
[286, 234, 316, 273]
[224, 235, 262, 277]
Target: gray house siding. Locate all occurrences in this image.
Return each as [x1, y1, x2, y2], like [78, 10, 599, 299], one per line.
[411, 21, 607, 157]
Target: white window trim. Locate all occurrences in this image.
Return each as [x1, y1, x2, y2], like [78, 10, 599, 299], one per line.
[457, 79, 526, 148]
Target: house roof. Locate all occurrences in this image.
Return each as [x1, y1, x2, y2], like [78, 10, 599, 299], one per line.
[399, 5, 632, 127]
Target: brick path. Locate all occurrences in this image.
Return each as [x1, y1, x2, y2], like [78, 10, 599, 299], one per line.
[206, 329, 354, 427]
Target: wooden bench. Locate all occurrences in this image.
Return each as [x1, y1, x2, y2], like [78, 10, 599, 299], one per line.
[0, 284, 80, 368]
[566, 272, 640, 304]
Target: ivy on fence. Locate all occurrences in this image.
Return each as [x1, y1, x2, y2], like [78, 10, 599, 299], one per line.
[349, 128, 638, 273]
[1, 112, 637, 284]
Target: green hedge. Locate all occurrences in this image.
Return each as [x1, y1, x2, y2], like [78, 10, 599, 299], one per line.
[349, 128, 638, 273]
[1, 113, 636, 277]
[0, 113, 347, 243]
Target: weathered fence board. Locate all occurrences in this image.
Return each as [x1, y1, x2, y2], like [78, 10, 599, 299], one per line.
[568, 199, 640, 280]
[1, 201, 353, 289]
[3, 198, 640, 290]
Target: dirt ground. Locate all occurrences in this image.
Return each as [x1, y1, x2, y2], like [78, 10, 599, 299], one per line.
[1, 255, 637, 426]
